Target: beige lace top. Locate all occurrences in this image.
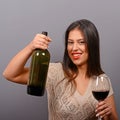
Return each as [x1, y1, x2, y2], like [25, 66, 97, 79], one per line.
[46, 63, 113, 120]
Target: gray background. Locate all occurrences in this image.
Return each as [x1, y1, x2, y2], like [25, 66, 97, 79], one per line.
[0, 0, 120, 119]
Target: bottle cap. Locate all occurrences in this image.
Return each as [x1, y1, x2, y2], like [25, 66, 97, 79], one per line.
[42, 31, 48, 36]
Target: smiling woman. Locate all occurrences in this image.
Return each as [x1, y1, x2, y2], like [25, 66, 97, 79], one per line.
[3, 19, 118, 120]
[67, 28, 88, 66]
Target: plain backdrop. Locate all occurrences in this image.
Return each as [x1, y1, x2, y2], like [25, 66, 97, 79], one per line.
[0, 0, 120, 119]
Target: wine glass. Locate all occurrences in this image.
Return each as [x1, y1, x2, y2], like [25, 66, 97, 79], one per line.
[92, 76, 110, 120]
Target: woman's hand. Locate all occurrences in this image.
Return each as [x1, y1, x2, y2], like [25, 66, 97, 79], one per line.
[95, 100, 112, 119]
[28, 33, 52, 51]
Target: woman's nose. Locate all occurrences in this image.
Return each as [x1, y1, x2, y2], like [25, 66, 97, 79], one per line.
[72, 43, 79, 50]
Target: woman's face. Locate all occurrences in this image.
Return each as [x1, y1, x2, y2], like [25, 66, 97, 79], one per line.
[67, 28, 88, 67]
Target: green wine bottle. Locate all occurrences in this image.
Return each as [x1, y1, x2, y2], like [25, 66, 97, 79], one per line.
[27, 31, 50, 96]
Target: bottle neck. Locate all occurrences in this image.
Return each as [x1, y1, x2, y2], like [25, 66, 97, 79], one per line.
[35, 48, 48, 51]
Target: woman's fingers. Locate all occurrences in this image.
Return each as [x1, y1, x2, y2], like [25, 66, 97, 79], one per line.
[96, 100, 112, 118]
[30, 33, 52, 50]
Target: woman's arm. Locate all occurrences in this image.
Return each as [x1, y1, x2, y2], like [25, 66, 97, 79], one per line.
[96, 95, 118, 120]
[3, 33, 51, 84]
[3, 45, 32, 84]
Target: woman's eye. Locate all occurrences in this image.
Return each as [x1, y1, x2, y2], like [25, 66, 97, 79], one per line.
[67, 39, 86, 45]
[68, 41, 74, 44]
[79, 40, 86, 44]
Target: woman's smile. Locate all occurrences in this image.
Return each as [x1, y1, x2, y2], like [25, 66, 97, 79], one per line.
[72, 52, 82, 60]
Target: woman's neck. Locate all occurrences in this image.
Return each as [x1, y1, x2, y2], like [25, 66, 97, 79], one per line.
[77, 64, 88, 78]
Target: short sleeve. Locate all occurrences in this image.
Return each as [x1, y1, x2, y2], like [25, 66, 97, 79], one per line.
[46, 62, 65, 94]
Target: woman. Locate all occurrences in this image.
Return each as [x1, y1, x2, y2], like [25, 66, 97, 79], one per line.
[3, 19, 118, 120]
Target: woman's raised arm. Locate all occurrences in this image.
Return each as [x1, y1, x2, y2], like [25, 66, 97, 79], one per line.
[3, 33, 51, 84]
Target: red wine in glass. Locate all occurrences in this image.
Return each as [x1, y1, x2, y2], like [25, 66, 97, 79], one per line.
[92, 90, 109, 101]
[92, 76, 110, 120]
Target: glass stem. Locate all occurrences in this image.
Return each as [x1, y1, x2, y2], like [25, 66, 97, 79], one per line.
[98, 116, 102, 120]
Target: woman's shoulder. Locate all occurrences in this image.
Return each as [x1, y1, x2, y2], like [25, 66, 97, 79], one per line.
[99, 73, 110, 79]
[48, 62, 64, 79]
[46, 62, 65, 88]
[49, 62, 63, 68]
[48, 62, 63, 72]
[98, 73, 114, 95]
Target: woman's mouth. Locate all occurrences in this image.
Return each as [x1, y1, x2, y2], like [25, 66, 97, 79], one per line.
[72, 52, 82, 60]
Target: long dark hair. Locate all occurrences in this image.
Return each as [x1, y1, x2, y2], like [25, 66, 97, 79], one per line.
[63, 19, 104, 81]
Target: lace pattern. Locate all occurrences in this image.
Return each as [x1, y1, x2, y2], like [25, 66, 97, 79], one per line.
[46, 63, 113, 120]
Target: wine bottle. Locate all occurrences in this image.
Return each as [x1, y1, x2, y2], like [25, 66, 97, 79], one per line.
[27, 31, 50, 96]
